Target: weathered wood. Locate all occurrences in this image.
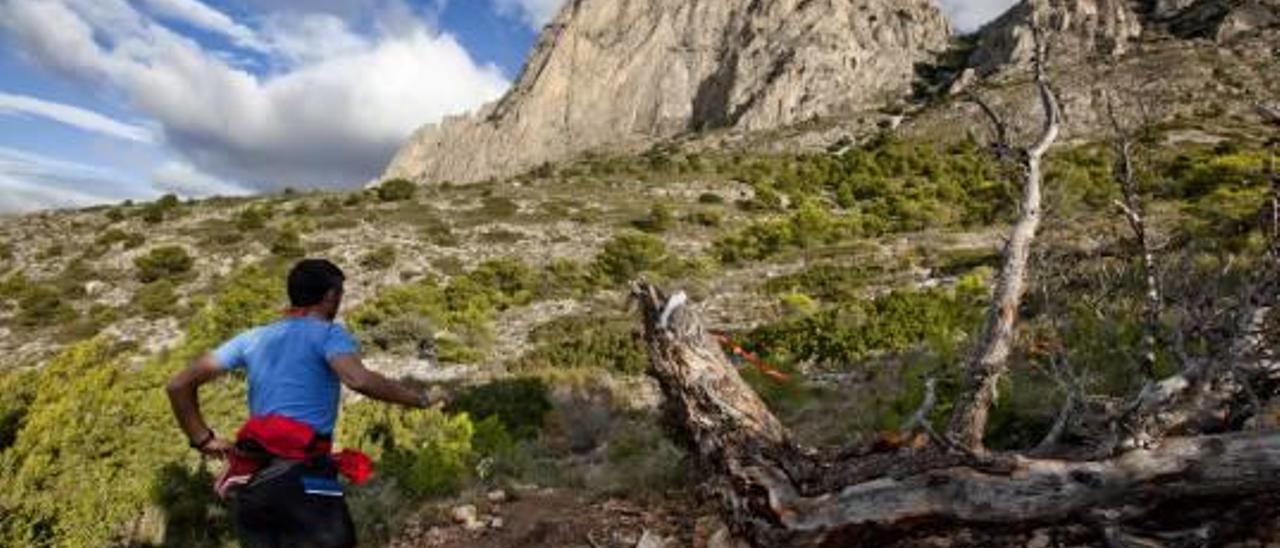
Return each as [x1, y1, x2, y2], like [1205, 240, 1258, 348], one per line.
[1106, 93, 1162, 381]
[947, 24, 1062, 452]
[632, 282, 1280, 546]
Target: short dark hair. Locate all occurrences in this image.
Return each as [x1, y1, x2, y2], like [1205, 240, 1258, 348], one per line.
[288, 259, 345, 307]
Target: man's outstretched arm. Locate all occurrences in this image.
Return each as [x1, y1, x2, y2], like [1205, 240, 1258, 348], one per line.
[166, 355, 234, 456]
[329, 354, 445, 409]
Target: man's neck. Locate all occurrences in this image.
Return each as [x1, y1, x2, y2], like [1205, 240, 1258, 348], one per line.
[284, 307, 331, 322]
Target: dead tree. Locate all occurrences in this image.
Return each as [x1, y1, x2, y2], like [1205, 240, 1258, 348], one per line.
[627, 30, 1280, 548]
[945, 24, 1061, 452]
[1105, 93, 1162, 381]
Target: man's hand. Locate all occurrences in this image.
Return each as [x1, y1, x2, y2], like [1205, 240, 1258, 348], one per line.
[166, 355, 226, 453]
[198, 437, 235, 459]
[425, 385, 452, 408]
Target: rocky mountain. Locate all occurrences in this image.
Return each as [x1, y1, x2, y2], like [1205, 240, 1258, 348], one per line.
[966, 0, 1144, 75]
[967, 0, 1280, 76]
[382, 0, 950, 186]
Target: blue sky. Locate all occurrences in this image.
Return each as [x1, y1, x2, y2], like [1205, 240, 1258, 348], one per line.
[0, 0, 1014, 214]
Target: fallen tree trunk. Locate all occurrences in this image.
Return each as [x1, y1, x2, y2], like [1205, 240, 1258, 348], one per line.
[631, 283, 1280, 546]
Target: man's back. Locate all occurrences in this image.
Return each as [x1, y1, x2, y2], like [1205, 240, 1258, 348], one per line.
[215, 317, 359, 436]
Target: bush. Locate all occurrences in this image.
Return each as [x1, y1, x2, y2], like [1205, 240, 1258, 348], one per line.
[687, 210, 723, 227]
[235, 206, 269, 231]
[133, 280, 180, 319]
[16, 284, 76, 328]
[376, 179, 417, 202]
[698, 193, 725, 205]
[359, 245, 398, 271]
[448, 378, 552, 440]
[477, 196, 519, 219]
[269, 229, 305, 258]
[514, 314, 648, 375]
[632, 203, 675, 233]
[743, 279, 988, 371]
[140, 194, 180, 224]
[339, 405, 481, 499]
[593, 232, 668, 284]
[135, 246, 194, 283]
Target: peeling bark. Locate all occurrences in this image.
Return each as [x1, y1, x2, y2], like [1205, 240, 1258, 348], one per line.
[631, 283, 1280, 546]
[947, 25, 1062, 452]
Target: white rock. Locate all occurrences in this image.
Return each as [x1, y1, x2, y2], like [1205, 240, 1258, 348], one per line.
[382, 0, 950, 187]
[450, 504, 478, 528]
[486, 489, 508, 503]
[636, 529, 669, 548]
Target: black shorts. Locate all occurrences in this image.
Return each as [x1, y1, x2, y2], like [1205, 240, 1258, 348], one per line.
[233, 458, 356, 548]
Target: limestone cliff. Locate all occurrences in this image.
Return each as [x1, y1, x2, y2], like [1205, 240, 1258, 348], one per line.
[382, 0, 950, 186]
[967, 0, 1145, 76]
[967, 0, 1279, 76]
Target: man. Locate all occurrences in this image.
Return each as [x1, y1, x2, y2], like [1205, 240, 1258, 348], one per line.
[166, 259, 444, 547]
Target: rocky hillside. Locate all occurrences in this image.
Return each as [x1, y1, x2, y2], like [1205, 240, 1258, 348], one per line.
[382, 0, 950, 186]
[1, 1, 1279, 546]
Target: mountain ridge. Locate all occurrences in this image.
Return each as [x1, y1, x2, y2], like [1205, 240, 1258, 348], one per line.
[382, 0, 951, 186]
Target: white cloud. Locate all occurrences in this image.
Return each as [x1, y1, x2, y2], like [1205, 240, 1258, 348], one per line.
[492, 0, 565, 30]
[0, 92, 155, 143]
[136, 0, 265, 51]
[0, 146, 144, 213]
[0, 0, 509, 191]
[938, 0, 1020, 33]
[150, 160, 249, 197]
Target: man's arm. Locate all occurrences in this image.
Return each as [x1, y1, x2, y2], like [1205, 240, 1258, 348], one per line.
[165, 355, 234, 456]
[329, 354, 445, 408]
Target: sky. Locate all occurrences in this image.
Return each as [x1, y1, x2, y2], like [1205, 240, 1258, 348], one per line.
[0, 0, 1016, 214]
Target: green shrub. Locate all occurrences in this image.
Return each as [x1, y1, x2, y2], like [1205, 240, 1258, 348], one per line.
[104, 208, 126, 223]
[632, 203, 675, 233]
[698, 193, 725, 205]
[542, 259, 597, 297]
[235, 206, 269, 231]
[17, 284, 77, 328]
[359, 245, 398, 271]
[361, 314, 435, 354]
[269, 229, 305, 258]
[514, 314, 648, 375]
[0, 271, 30, 301]
[135, 246, 194, 283]
[338, 405, 479, 499]
[39, 243, 64, 260]
[687, 210, 723, 227]
[477, 196, 519, 219]
[421, 219, 460, 247]
[593, 232, 668, 284]
[94, 228, 133, 250]
[376, 179, 417, 202]
[764, 263, 880, 302]
[0, 241, 13, 262]
[743, 279, 987, 371]
[133, 280, 180, 319]
[448, 378, 552, 440]
[349, 258, 540, 361]
[141, 194, 180, 224]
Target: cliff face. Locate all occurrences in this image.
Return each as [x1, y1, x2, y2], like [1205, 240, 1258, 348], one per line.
[967, 0, 1145, 75]
[967, 0, 1279, 76]
[383, 0, 950, 186]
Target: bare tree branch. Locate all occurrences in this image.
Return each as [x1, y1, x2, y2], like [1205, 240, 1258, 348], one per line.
[946, 20, 1062, 452]
[1104, 91, 1162, 381]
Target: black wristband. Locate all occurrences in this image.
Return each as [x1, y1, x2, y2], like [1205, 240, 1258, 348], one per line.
[189, 428, 215, 450]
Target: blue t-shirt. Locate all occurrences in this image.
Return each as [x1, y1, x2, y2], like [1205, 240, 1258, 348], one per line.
[213, 318, 360, 436]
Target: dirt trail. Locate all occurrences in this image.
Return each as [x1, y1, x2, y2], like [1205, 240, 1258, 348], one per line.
[389, 489, 702, 548]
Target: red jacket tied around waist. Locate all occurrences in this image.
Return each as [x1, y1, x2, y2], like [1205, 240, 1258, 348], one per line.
[215, 414, 372, 499]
